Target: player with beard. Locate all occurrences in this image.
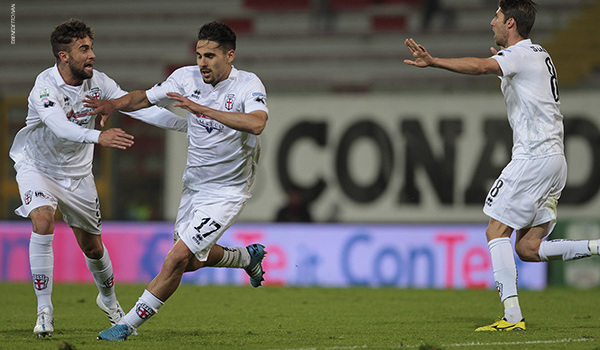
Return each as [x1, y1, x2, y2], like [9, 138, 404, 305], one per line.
[10, 19, 187, 338]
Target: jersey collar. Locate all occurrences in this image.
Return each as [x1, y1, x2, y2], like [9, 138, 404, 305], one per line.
[51, 64, 68, 87]
[213, 65, 239, 89]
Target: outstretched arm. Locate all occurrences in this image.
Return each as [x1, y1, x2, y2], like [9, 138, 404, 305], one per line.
[84, 90, 153, 127]
[403, 38, 503, 76]
[167, 92, 267, 135]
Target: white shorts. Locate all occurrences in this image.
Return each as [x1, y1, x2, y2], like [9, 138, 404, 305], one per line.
[174, 186, 248, 262]
[15, 163, 102, 234]
[483, 155, 567, 234]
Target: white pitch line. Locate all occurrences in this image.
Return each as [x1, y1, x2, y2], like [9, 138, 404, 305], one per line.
[267, 338, 592, 350]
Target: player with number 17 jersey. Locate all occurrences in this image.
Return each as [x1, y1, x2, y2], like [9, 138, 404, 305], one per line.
[145, 65, 268, 197]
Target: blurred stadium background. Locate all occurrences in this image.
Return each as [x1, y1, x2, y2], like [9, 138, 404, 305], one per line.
[1, 0, 600, 290]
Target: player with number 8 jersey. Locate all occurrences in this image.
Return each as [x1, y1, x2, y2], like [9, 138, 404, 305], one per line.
[404, 0, 600, 331]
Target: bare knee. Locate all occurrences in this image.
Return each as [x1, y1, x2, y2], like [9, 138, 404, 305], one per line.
[82, 244, 104, 259]
[29, 206, 55, 234]
[515, 240, 542, 262]
[163, 247, 193, 276]
[73, 228, 104, 259]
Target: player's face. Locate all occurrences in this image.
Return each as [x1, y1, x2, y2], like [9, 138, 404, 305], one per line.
[196, 40, 234, 86]
[64, 36, 96, 81]
[491, 8, 508, 47]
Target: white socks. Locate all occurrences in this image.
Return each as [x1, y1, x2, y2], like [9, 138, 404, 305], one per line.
[85, 245, 117, 308]
[538, 239, 595, 261]
[488, 237, 522, 322]
[121, 289, 164, 329]
[213, 246, 251, 268]
[503, 296, 523, 323]
[29, 232, 54, 314]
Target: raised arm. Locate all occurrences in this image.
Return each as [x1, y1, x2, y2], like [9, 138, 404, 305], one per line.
[403, 38, 503, 76]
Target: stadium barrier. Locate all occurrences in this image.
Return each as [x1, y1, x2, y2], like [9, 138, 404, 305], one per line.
[0, 221, 546, 289]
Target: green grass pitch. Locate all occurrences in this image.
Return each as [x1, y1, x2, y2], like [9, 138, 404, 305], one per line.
[1, 283, 599, 349]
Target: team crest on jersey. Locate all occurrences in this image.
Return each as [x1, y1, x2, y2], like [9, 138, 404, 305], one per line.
[224, 94, 235, 110]
[136, 303, 155, 319]
[24, 190, 33, 205]
[33, 274, 50, 290]
[88, 87, 102, 100]
[40, 89, 50, 99]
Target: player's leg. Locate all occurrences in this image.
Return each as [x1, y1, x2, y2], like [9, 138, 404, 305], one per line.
[185, 242, 267, 287]
[477, 159, 548, 331]
[29, 206, 56, 338]
[175, 188, 266, 286]
[98, 239, 193, 341]
[518, 155, 597, 262]
[72, 227, 124, 325]
[15, 166, 58, 337]
[530, 228, 599, 262]
[61, 174, 123, 325]
[475, 218, 525, 331]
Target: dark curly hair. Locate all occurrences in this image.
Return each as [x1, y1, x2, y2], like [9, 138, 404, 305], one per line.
[197, 21, 236, 52]
[51, 19, 94, 60]
[499, 0, 537, 38]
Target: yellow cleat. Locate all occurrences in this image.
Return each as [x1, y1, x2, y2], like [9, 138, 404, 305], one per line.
[475, 318, 526, 331]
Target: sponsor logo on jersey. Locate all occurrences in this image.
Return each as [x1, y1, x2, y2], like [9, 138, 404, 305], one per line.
[191, 89, 201, 99]
[66, 109, 93, 126]
[35, 191, 49, 199]
[33, 274, 50, 290]
[224, 94, 235, 110]
[136, 303, 155, 319]
[24, 190, 32, 205]
[194, 113, 225, 133]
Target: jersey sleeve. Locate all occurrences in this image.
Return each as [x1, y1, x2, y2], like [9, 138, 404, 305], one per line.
[243, 76, 269, 114]
[34, 86, 101, 143]
[492, 47, 521, 78]
[145, 68, 186, 108]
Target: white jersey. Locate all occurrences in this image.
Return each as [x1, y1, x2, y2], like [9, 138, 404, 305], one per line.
[146, 65, 268, 195]
[492, 39, 564, 159]
[10, 65, 187, 178]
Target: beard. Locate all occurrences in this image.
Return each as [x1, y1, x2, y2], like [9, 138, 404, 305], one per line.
[69, 61, 93, 81]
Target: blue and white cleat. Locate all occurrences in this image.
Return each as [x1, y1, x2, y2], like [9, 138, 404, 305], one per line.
[97, 324, 133, 341]
[34, 307, 54, 338]
[245, 244, 267, 287]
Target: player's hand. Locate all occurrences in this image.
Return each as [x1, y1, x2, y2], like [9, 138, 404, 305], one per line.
[83, 96, 117, 127]
[167, 92, 202, 115]
[98, 128, 134, 150]
[403, 38, 434, 68]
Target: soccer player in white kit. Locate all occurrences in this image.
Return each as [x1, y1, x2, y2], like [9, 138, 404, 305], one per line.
[10, 19, 187, 338]
[404, 0, 600, 331]
[86, 21, 268, 341]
